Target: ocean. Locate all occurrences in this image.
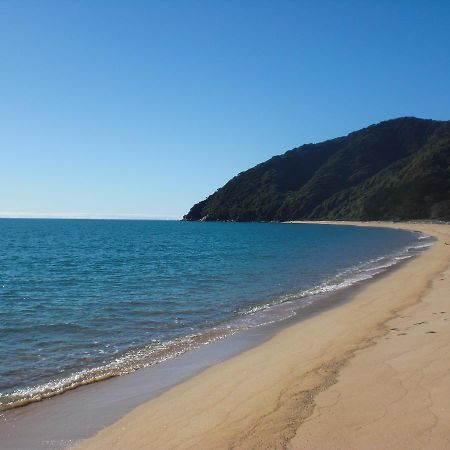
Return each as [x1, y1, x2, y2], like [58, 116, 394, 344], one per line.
[0, 219, 431, 411]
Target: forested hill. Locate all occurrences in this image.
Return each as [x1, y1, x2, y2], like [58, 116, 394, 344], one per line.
[184, 117, 450, 222]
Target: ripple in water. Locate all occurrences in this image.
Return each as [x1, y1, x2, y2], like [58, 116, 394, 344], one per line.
[0, 219, 431, 410]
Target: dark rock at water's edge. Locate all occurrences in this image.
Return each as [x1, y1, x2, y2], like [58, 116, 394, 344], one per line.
[183, 117, 450, 222]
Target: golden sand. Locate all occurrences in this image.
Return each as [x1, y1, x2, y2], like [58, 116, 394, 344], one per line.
[75, 222, 450, 450]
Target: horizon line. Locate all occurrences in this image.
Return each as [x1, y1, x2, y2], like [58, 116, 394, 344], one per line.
[0, 212, 182, 220]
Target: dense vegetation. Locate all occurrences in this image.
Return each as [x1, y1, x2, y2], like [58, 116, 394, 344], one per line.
[184, 117, 450, 222]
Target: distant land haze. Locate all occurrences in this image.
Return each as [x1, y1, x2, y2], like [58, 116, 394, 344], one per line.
[184, 117, 450, 222]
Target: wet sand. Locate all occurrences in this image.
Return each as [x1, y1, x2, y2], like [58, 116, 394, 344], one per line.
[74, 221, 450, 449]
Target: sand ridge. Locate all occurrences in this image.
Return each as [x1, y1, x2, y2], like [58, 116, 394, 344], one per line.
[75, 222, 450, 450]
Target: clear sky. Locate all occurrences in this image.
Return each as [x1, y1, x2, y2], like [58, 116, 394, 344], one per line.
[1, 1, 449, 219]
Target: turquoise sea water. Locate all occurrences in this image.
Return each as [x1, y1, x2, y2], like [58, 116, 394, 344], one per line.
[0, 219, 430, 410]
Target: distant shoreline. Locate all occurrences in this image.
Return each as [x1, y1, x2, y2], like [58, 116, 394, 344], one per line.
[72, 221, 450, 449]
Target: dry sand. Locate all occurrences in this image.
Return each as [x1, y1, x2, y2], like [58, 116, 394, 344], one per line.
[75, 222, 450, 450]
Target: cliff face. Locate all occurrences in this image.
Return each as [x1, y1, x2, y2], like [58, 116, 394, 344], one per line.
[184, 117, 450, 222]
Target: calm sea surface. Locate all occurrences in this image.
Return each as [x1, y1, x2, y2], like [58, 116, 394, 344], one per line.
[0, 219, 430, 410]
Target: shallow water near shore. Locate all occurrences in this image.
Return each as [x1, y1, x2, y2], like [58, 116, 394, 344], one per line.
[1, 240, 433, 449]
[0, 220, 434, 448]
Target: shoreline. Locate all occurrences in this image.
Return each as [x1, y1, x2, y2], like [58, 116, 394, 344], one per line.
[73, 221, 450, 449]
[3, 222, 418, 415]
[1, 223, 423, 449]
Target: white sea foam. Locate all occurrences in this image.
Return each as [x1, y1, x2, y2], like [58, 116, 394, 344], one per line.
[395, 255, 413, 260]
[409, 243, 434, 250]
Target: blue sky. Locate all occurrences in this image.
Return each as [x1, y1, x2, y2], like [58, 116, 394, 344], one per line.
[1, 1, 449, 219]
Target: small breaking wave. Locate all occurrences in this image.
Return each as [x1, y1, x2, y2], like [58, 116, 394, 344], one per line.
[0, 326, 238, 412]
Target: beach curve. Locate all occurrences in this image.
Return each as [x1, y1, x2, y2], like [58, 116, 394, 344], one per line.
[74, 221, 450, 450]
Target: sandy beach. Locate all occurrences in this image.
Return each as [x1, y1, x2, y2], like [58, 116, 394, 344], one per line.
[75, 221, 450, 450]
